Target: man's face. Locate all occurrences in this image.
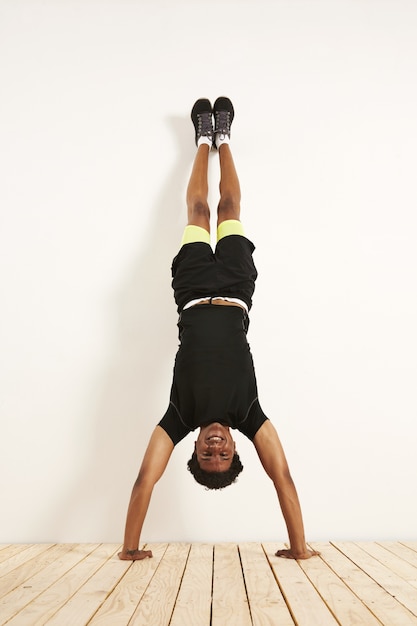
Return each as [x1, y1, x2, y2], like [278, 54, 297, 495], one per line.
[195, 422, 236, 472]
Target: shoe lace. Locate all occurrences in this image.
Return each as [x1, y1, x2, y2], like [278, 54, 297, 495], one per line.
[198, 112, 213, 138]
[215, 110, 231, 135]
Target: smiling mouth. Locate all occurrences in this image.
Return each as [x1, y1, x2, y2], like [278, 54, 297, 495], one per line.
[206, 435, 224, 442]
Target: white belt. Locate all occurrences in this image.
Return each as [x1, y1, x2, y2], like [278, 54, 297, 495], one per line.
[183, 296, 248, 313]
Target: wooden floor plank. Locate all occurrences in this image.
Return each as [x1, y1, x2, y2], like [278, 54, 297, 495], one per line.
[298, 543, 381, 626]
[333, 542, 417, 618]
[44, 544, 129, 625]
[87, 543, 168, 625]
[127, 542, 190, 626]
[239, 542, 294, 626]
[0, 544, 75, 602]
[169, 543, 213, 626]
[264, 542, 340, 626]
[314, 542, 417, 626]
[1, 543, 100, 625]
[212, 543, 252, 626]
[0, 544, 31, 565]
[359, 542, 417, 589]
[0, 544, 54, 579]
[380, 541, 417, 569]
[1, 542, 417, 626]
[402, 542, 417, 555]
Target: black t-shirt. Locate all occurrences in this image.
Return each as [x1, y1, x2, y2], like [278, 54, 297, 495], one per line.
[158, 305, 268, 445]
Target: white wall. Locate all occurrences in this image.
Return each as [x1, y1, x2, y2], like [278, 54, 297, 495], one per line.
[1, 0, 416, 544]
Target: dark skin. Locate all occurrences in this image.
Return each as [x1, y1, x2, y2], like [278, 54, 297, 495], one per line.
[118, 421, 318, 561]
[195, 422, 236, 472]
[118, 143, 318, 562]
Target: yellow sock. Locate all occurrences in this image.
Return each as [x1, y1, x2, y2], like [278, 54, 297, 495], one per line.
[217, 219, 245, 241]
[181, 225, 211, 246]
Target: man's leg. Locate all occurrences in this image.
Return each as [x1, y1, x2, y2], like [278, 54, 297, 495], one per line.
[185, 98, 215, 236]
[217, 143, 241, 226]
[186, 143, 211, 232]
[213, 97, 244, 236]
[187, 96, 241, 231]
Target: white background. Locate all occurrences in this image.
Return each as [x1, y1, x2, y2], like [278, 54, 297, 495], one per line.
[1, 0, 416, 545]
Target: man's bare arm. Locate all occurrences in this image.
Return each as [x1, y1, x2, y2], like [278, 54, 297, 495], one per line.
[118, 426, 174, 561]
[253, 420, 318, 559]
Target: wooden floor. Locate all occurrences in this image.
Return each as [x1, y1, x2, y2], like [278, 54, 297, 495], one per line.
[1, 542, 417, 625]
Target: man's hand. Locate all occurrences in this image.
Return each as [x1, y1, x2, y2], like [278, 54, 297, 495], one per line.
[275, 548, 320, 560]
[118, 548, 153, 561]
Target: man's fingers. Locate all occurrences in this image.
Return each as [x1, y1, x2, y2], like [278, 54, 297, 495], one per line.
[275, 549, 294, 559]
[132, 549, 153, 560]
[118, 549, 153, 561]
[275, 548, 320, 560]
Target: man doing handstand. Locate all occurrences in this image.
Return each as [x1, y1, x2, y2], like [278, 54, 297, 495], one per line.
[118, 97, 317, 561]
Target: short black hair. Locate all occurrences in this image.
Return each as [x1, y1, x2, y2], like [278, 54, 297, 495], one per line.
[187, 451, 243, 490]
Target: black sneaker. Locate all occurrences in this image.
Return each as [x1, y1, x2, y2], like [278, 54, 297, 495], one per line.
[213, 97, 235, 145]
[191, 98, 214, 147]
